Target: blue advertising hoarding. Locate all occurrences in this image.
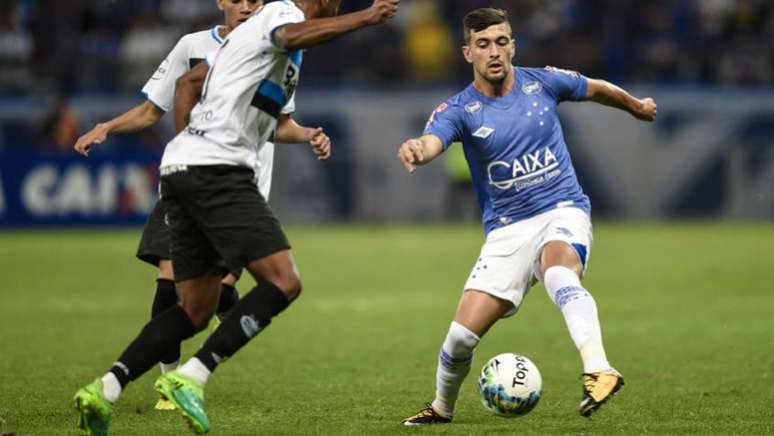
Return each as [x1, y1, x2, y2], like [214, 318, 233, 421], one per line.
[0, 152, 160, 227]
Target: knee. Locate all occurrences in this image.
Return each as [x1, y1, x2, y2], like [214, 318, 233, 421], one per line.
[264, 270, 302, 302]
[187, 309, 214, 333]
[444, 321, 481, 356]
[158, 260, 174, 281]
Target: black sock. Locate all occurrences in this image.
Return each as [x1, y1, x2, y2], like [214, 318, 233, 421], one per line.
[194, 281, 290, 372]
[151, 278, 182, 365]
[110, 305, 195, 388]
[216, 283, 240, 317]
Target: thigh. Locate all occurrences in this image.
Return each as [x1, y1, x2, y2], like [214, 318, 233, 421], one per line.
[533, 208, 593, 280]
[463, 224, 537, 317]
[193, 167, 291, 276]
[161, 173, 222, 282]
[136, 200, 171, 266]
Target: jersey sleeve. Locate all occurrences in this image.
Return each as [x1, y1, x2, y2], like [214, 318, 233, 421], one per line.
[280, 92, 295, 115]
[423, 101, 464, 150]
[540, 66, 588, 103]
[264, 2, 306, 52]
[141, 36, 191, 112]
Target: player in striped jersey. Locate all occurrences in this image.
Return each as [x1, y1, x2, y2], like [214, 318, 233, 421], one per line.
[73, 0, 330, 414]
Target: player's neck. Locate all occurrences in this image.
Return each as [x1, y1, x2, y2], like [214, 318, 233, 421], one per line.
[218, 25, 229, 39]
[473, 69, 516, 98]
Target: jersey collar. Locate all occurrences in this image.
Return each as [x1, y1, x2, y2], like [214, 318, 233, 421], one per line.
[211, 26, 225, 44]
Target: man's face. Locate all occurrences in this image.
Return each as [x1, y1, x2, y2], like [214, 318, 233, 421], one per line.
[463, 23, 515, 83]
[219, 0, 261, 30]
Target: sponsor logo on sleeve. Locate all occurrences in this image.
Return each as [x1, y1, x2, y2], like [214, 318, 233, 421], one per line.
[544, 66, 580, 78]
[426, 102, 449, 128]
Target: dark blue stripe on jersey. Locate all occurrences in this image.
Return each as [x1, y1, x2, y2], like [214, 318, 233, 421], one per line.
[251, 80, 286, 118]
[189, 58, 204, 69]
[288, 49, 303, 68]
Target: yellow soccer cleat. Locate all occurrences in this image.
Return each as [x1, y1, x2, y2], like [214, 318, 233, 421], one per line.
[579, 368, 624, 417]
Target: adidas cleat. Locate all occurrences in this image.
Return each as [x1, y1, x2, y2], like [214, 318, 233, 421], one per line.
[154, 371, 209, 434]
[73, 379, 112, 436]
[401, 403, 452, 426]
[579, 368, 624, 417]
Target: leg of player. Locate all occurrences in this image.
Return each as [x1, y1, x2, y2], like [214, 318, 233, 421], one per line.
[73, 274, 221, 435]
[154, 250, 300, 434]
[153, 260, 182, 374]
[540, 241, 623, 417]
[216, 273, 241, 321]
[402, 290, 513, 426]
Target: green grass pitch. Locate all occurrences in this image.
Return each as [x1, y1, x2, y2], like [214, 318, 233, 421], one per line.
[1, 222, 773, 435]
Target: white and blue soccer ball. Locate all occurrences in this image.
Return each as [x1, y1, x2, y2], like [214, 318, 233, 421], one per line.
[478, 353, 542, 417]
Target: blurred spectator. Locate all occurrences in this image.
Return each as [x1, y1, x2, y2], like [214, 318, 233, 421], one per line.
[0, 0, 772, 93]
[402, 0, 454, 82]
[39, 96, 81, 154]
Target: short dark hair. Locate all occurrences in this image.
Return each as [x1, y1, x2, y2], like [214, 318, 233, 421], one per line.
[463, 8, 511, 44]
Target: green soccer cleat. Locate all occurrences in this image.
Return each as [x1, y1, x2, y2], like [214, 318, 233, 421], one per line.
[73, 379, 112, 436]
[154, 397, 177, 411]
[154, 371, 209, 434]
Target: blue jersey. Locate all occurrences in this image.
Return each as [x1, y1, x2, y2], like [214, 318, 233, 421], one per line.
[425, 66, 591, 235]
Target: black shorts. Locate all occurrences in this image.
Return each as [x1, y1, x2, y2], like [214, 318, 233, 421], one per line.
[136, 201, 171, 266]
[160, 165, 290, 282]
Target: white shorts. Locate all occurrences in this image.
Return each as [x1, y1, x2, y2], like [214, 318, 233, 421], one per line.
[463, 207, 593, 317]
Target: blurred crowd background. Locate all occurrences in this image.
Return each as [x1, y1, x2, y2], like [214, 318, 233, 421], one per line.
[1, 0, 772, 94]
[0, 0, 772, 225]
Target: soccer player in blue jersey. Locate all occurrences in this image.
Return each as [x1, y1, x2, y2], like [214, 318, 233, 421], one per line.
[399, 8, 657, 425]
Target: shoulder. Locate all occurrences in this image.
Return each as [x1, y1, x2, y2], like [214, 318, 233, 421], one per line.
[260, 1, 304, 18]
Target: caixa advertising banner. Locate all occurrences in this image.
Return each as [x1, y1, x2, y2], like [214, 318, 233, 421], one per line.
[0, 152, 160, 227]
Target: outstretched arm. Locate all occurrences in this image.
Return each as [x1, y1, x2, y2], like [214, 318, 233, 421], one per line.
[174, 61, 209, 133]
[73, 101, 164, 156]
[274, 0, 399, 50]
[275, 115, 332, 160]
[397, 134, 444, 173]
[585, 78, 657, 122]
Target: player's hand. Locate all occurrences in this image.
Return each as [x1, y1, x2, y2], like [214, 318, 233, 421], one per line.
[308, 127, 331, 160]
[633, 98, 657, 122]
[366, 0, 399, 25]
[397, 138, 425, 173]
[74, 123, 109, 157]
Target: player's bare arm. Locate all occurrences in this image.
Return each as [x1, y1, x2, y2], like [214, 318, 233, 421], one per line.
[585, 78, 657, 122]
[74, 101, 164, 156]
[273, 0, 399, 50]
[397, 134, 444, 173]
[174, 62, 210, 133]
[275, 115, 332, 160]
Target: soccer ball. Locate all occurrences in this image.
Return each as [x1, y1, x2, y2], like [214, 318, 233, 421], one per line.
[478, 353, 542, 417]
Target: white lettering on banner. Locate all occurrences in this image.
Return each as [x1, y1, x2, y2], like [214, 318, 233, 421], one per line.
[487, 147, 560, 190]
[21, 164, 156, 217]
[23, 165, 58, 215]
[56, 166, 93, 215]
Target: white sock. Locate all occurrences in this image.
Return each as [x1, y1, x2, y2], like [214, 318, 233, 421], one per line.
[544, 266, 611, 373]
[159, 361, 179, 374]
[178, 357, 212, 386]
[431, 321, 480, 418]
[101, 372, 122, 404]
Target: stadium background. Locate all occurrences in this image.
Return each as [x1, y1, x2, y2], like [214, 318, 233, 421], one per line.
[0, 0, 772, 434]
